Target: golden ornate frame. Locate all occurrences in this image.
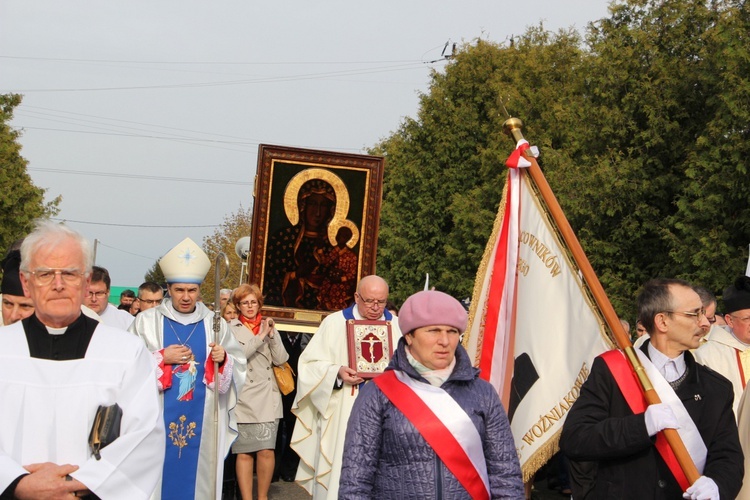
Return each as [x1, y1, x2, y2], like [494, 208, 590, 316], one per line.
[248, 144, 385, 332]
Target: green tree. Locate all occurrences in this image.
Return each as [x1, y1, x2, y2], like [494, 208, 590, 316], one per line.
[375, 30, 586, 305]
[377, 0, 750, 318]
[547, 0, 750, 316]
[0, 93, 60, 257]
[143, 258, 166, 285]
[201, 205, 253, 306]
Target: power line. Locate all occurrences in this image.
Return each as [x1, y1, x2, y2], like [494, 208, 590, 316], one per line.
[5, 62, 430, 93]
[52, 217, 219, 228]
[95, 240, 157, 261]
[21, 105, 262, 142]
[13, 106, 373, 154]
[15, 126, 259, 154]
[0, 55, 423, 65]
[31, 167, 254, 185]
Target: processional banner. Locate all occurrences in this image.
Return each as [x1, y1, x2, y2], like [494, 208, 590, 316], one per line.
[463, 140, 613, 481]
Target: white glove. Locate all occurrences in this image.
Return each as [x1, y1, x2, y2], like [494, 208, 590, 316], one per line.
[644, 403, 680, 436]
[683, 476, 719, 500]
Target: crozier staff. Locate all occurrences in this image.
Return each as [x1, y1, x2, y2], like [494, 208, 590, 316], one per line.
[129, 237, 246, 500]
[339, 290, 523, 499]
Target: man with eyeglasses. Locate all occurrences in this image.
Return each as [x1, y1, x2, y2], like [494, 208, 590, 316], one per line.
[693, 286, 720, 339]
[0, 220, 165, 499]
[291, 275, 402, 499]
[561, 278, 742, 500]
[129, 237, 245, 500]
[84, 266, 134, 330]
[695, 276, 750, 417]
[137, 281, 164, 312]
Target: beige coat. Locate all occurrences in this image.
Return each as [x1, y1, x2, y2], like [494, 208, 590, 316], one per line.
[229, 319, 289, 423]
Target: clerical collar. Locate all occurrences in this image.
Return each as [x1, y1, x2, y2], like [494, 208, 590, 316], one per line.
[23, 312, 97, 360]
[648, 342, 687, 382]
[46, 326, 68, 336]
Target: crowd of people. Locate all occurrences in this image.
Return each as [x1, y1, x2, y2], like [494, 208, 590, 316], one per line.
[4, 219, 750, 499]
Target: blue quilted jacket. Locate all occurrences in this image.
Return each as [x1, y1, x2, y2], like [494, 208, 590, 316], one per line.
[339, 338, 523, 499]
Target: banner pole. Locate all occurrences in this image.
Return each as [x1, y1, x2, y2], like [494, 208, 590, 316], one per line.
[502, 117, 700, 486]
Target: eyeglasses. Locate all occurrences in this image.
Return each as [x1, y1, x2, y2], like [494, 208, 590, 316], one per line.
[706, 315, 717, 324]
[87, 290, 108, 299]
[239, 300, 259, 307]
[357, 294, 387, 307]
[664, 307, 706, 321]
[26, 268, 86, 286]
[138, 298, 162, 306]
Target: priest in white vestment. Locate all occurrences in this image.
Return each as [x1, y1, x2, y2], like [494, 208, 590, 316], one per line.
[0, 220, 165, 499]
[291, 275, 402, 499]
[129, 237, 246, 500]
[694, 276, 750, 417]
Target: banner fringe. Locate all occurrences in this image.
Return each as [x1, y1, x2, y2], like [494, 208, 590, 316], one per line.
[464, 171, 510, 367]
[521, 431, 560, 483]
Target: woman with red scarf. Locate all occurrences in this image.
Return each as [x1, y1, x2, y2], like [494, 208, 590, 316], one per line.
[228, 283, 289, 500]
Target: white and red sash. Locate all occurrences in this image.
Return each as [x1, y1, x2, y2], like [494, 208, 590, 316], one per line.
[373, 370, 490, 500]
[601, 349, 707, 491]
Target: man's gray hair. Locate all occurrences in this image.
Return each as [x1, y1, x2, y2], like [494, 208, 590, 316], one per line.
[220, 288, 232, 296]
[637, 278, 693, 335]
[20, 219, 93, 273]
[693, 286, 717, 308]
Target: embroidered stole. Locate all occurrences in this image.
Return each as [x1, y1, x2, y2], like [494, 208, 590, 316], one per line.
[342, 304, 393, 321]
[601, 349, 707, 491]
[374, 370, 490, 500]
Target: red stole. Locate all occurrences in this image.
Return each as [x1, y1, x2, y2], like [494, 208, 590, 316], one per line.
[600, 349, 690, 491]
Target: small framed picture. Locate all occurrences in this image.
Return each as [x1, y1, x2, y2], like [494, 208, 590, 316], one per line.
[346, 319, 394, 379]
[248, 144, 384, 331]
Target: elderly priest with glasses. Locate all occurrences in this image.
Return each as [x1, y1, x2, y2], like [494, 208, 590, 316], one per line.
[129, 237, 245, 500]
[561, 278, 743, 500]
[291, 275, 402, 499]
[0, 220, 165, 499]
[694, 276, 750, 418]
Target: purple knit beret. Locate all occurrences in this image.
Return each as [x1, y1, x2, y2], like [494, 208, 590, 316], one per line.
[398, 290, 468, 334]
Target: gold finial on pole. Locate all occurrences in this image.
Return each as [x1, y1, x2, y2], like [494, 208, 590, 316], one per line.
[498, 97, 525, 143]
[503, 116, 525, 144]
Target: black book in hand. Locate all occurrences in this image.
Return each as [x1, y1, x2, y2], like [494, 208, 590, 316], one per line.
[88, 403, 122, 460]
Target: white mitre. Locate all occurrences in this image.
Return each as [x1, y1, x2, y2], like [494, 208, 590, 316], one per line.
[159, 237, 210, 284]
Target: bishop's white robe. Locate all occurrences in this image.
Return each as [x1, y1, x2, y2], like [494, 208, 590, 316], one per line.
[694, 325, 750, 418]
[291, 308, 401, 499]
[129, 299, 246, 500]
[0, 321, 165, 499]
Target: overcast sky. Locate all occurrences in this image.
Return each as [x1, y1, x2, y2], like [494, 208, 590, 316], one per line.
[0, 0, 611, 287]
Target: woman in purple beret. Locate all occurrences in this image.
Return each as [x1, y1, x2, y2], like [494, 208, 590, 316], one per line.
[339, 290, 523, 499]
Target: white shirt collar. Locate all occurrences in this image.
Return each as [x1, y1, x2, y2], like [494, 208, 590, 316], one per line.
[647, 342, 686, 382]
